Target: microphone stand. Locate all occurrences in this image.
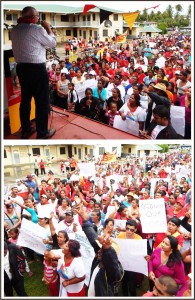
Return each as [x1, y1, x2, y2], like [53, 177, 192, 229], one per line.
[50, 106, 69, 117]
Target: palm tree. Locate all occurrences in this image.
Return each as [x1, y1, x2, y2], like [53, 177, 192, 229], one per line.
[166, 5, 173, 19]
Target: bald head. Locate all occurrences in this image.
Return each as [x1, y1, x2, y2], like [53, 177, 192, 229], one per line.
[22, 6, 36, 17]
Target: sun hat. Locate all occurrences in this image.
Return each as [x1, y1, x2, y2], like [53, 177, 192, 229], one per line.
[153, 83, 167, 94]
[95, 239, 120, 255]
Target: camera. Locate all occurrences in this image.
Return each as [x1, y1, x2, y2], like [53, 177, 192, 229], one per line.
[110, 179, 115, 184]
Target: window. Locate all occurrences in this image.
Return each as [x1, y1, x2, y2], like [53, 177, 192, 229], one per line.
[112, 147, 117, 153]
[87, 15, 90, 21]
[93, 13, 95, 21]
[114, 14, 118, 21]
[99, 147, 105, 155]
[6, 14, 12, 21]
[60, 147, 66, 155]
[66, 29, 71, 36]
[74, 147, 77, 155]
[79, 30, 82, 36]
[4, 149, 7, 158]
[103, 30, 108, 37]
[128, 148, 132, 153]
[32, 148, 41, 156]
[73, 16, 75, 22]
[61, 15, 69, 22]
[85, 147, 88, 155]
[78, 15, 80, 22]
[41, 13, 46, 20]
[83, 16, 86, 21]
[90, 30, 92, 37]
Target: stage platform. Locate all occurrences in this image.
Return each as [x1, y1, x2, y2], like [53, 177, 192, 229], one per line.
[4, 106, 142, 140]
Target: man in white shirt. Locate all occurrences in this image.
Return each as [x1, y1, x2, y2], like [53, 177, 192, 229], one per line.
[11, 6, 56, 139]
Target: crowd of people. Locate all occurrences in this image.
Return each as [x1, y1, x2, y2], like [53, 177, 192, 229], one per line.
[46, 32, 191, 139]
[4, 148, 192, 297]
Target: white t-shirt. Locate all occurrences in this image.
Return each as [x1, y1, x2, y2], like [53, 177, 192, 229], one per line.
[57, 256, 85, 294]
[4, 252, 12, 280]
[151, 125, 167, 139]
[119, 103, 146, 122]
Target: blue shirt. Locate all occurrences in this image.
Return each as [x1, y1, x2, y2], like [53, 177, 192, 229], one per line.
[93, 87, 107, 109]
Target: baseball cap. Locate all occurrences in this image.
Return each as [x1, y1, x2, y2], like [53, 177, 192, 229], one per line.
[89, 70, 96, 76]
[16, 179, 21, 183]
[26, 174, 32, 178]
[114, 74, 121, 79]
[41, 194, 47, 198]
[37, 212, 50, 219]
[175, 70, 180, 75]
[176, 198, 185, 207]
[177, 60, 183, 65]
[65, 209, 73, 216]
[137, 66, 142, 70]
[122, 72, 129, 77]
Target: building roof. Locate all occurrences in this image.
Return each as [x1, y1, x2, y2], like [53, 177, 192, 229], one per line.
[136, 145, 162, 151]
[3, 4, 123, 14]
[139, 25, 162, 33]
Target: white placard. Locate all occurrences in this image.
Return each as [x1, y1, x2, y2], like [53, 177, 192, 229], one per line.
[170, 106, 185, 137]
[69, 174, 80, 181]
[104, 205, 116, 220]
[114, 219, 127, 230]
[150, 178, 170, 196]
[74, 83, 86, 100]
[85, 78, 97, 90]
[75, 232, 95, 286]
[37, 203, 56, 216]
[139, 198, 167, 233]
[113, 115, 139, 136]
[77, 162, 96, 177]
[113, 238, 148, 276]
[17, 218, 47, 254]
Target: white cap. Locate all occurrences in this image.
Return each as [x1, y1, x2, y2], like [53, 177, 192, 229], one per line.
[89, 70, 96, 76]
[16, 179, 21, 183]
[37, 212, 50, 219]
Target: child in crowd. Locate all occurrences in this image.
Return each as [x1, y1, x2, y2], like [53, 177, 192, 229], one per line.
[43, 251, 59, 296]
[8, 228, 34, 277]
[105, 102, 120, 127]
[67, 83, 79, 112]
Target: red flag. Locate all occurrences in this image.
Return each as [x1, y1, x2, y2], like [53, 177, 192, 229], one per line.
[82, 4, 96, 15]
[152, 5, 160, 9]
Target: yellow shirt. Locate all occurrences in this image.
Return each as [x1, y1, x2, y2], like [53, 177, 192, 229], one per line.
[117, 232, 142, 239]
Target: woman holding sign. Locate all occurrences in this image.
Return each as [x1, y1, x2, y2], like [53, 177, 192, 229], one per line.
[148, 235, 187, 296]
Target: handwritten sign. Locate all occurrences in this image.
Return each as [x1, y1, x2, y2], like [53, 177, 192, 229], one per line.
[77, 162, 96, 177]
[75, 232, 95, 286]
[69, 174, 80, 182]
[17, 218, 47, 254]
[113, 238, 148, 275]
[114, 219, 127, 230]
[150, 178, 170, 196]
[139, 198, 167, 233]
[113, 115, 139, 136]
[36, 203, 56, 217]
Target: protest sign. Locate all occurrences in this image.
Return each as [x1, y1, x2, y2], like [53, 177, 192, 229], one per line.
[170, 106, 185, 137]
[104, 205, 116, 220]
[85, 78, 97, 90]
[17, 218, 47, 254]
[36, 203, 56, 216]
[139, 198, 167, 233]
[113, 238, 148, 276]
[113, 115, 139, 136]
[75, 232, 95, 286]
[150, 178, 169, 196]
[114, 219, 127, 230]
[69, 174, 80, 182]
[74, 83, 86, 100]
[77, 162, 96, 177]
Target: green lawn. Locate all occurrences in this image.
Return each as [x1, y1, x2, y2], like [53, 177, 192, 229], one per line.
[13, 260, 149, 297]
[14, 260, 49, 297]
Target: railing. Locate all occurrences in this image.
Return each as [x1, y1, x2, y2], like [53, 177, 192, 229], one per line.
[51, 21, 99, 27]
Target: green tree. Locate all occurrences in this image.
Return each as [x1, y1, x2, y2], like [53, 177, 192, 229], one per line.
[158, 144, 169, 153]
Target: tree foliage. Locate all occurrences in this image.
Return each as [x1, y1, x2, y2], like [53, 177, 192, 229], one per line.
[136, 4, 190, 29]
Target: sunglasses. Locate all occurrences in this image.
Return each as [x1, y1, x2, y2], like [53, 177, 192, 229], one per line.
[126, 227, 135, 232]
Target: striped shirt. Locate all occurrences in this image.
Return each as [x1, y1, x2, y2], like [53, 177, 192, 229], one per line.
[11, 23, 56, 63]
[44, 261, 58, 283]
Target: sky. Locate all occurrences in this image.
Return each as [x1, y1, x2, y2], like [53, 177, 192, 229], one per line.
[53, 1, 191, 14]
[2, 1, 192, 15]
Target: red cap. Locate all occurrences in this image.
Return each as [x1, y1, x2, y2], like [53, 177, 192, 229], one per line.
[137, 66, 142, 70]
[122, 72, 129, 77]
[176, 198, 185, 207]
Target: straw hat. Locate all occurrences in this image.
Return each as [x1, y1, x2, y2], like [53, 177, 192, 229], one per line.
[153, 83, 168, 95]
